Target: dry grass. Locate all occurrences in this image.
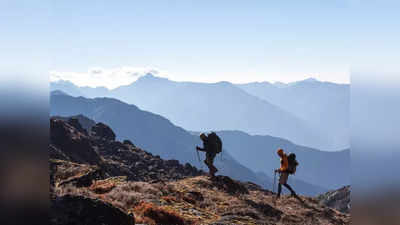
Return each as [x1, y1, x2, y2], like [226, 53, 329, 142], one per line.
[134, 201, 195, 225]
[53, 175, 350, 225]
[119, 181, 162, 196]
[55, 176, 275, 224]
[55, 178, 161, 211]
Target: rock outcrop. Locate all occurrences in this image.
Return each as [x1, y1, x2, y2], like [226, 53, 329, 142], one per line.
[50, 117, 204, 183]
[318, 185, 350, 213]
[50, 119, 102, 165]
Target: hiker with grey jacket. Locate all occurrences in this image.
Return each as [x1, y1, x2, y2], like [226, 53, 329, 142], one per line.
[196, 132, 222, 177]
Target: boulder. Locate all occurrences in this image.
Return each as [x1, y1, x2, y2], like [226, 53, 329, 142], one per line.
[50, 119, 101, 165]
[51, 195, 134, 225]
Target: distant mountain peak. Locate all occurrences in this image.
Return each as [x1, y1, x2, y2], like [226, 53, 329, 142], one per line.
[135, 73, 169, 83]
[142, 72, 156, 78]
[290, 77, 320, 85]
[302, 77, 319, 83]
[215, 81, 234, 86]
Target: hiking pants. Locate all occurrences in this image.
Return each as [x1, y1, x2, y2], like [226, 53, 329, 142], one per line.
[204, 152, 217, 175]
[277, 172, 296, 197]
[279, 172, 289, 184]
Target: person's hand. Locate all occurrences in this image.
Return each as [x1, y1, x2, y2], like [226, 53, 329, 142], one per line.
[274, 169, 280, 173]
[196, 146, 200, 150]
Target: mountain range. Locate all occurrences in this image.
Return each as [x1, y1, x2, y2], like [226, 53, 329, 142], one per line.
[237, 78, 349, 150]
[51, 75, 338, 150]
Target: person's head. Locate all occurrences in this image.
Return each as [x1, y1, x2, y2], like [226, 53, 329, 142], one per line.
[200, 133, 207, 141]
[277, 148, 284, 157]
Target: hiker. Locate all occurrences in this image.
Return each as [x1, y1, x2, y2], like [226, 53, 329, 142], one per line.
[196, 132, 222, 177]
[275, 148, 299, 199]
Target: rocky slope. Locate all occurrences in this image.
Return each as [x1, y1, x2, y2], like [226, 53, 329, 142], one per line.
[50, 118, 350, 225]
[317, 186, 350, 213]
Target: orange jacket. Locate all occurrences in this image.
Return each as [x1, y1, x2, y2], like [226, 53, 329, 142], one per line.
[279, 153, 289, 172]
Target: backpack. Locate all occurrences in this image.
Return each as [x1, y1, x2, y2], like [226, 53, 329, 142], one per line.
[287, 153, 298, 174]
[208, 132, 222, 154]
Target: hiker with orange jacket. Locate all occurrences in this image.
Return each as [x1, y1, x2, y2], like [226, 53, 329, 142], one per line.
[275, 148, 298, 199]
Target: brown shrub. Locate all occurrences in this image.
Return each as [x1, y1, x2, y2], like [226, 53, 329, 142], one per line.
[161, 196, 178, 204]
[89, 180, 116, 194]
[134, 202, 193, 225]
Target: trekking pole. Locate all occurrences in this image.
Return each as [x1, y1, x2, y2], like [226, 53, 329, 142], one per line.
[196, 148, 204, 170]
[196, 149, 201, 162]
[273, 170, 277, 193]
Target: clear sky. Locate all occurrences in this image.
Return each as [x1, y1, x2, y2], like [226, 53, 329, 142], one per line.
[2, 0, 400, 88]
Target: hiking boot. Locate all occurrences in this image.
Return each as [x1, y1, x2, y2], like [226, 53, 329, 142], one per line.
[209, 173, 217, 181]
[210, 166, 217, 174]
[209, 168, 216, 177]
